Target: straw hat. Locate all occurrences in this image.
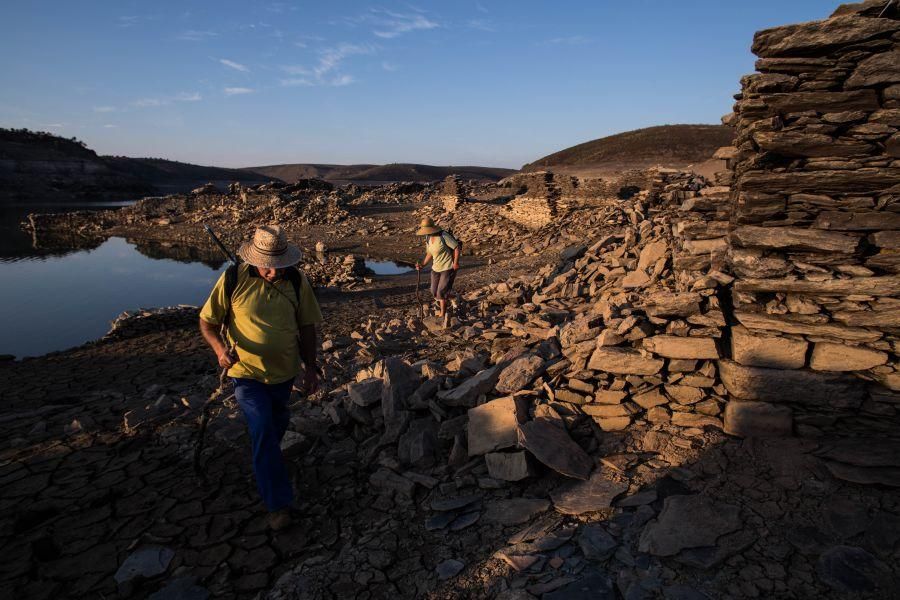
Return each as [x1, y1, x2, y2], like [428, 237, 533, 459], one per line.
[416, 217, 441, 235]
[237, 225, 302, 268]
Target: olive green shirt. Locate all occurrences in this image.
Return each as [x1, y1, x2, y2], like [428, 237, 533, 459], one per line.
[426, 232, 459, 273]
[200, 264, 322, 384]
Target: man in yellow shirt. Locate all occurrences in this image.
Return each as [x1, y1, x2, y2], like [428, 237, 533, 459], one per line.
[199, 225, 322, 530]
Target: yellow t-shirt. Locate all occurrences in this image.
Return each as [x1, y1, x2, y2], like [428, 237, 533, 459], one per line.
[426, 232, 459, 273]
[200, 264, 323, 384]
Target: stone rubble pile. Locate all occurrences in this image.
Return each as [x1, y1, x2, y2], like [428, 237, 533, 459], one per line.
[344, 182, 428, 206]
[105, 306, 201, 342]
[719, 0, 900, 441]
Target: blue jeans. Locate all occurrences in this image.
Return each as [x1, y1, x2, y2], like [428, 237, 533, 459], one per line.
[232, 377, 294, 512]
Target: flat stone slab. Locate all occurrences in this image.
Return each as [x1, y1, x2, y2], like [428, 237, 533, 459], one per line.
[578, 524, 618, 560]
[495, 354, 546, 394]
[643, 335, 719, 360]
[468, 396, 528, 456]
[551, 472, 628, 515]
[588, 347, 664, 375]
[542, 569, 615, 600]
[724, 400, 792, 438]
[483, 498, 550, 526]
[719, 360, 865, 408]
[517, 418, 593, 480]
[438, 366, 500, 407]
[114, 546, 175, 584]
[435, 558, 465, 580]
[816, 545, 893, 593]
[148, 577, 210, 600]
[638, 494, 741, 556]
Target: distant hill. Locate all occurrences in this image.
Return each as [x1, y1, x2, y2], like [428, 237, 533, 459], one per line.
[248, 163, 517, 185]
[104, 157, 272, 195]
[522, 124, 734, 176]
[0, 128, 275, 204]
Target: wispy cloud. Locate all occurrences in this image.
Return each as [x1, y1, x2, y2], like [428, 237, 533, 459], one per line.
[476, 2, 489, 13]
[315, 43, 373, 77]
[133, 98, 163, 108]
[177, 29, 217, 41]
[381, 61, 398, 72]
[330, 74, 355, 86]
[281, 42, 373, 87]
[117, 16, 141, 28]
[280, 78, 315, 87]
[224, 87, 254, 96]
[131, 91, 202, 108]
[467, 19, 495, 32]
[40, 123, 64, 129]
[93, 106, 117, 113]
[220, 58, 249, 72]
[541, 35, 593, 46]
[103, 124, 118, 128]
[370, 9, 439, 38]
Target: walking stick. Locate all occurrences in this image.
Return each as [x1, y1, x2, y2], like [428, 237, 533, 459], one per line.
[415, 267, 424, 318]
[193, 361, 234, 478]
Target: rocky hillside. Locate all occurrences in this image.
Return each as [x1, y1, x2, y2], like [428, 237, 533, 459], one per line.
[104, 156, 272, 195]
[0, 129, 274, 204]
[523, 124, 735, 176]
[248, 163, 517, 185]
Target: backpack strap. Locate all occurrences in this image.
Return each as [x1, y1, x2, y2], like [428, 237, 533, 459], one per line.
[223, 264, 305, 330]
[284, 266, 303, 305]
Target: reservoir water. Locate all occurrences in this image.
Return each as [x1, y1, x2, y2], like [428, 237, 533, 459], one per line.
[365, 259, 413, 275]
[0, 203, 226, 358]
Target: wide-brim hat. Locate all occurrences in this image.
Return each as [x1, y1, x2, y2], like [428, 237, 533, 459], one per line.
[416, 216, 441, 235]
[237, 225, 302, 268]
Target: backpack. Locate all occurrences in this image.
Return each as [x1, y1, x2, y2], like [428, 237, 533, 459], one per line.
[441, 229, 463, 251]
[222, 263, 303, 326]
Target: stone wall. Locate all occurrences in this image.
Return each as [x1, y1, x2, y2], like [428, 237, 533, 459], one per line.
[438, 175, 468, 212]
[719, 0, 900, 437]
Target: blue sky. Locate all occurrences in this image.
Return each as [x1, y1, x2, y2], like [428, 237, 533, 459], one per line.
[0, 1, 835, 168]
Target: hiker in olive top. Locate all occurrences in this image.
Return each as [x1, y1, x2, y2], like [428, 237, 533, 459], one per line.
[199, 225, 322, 531]
[415, 217, 461, 318]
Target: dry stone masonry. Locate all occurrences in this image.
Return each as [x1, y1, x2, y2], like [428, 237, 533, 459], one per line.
[720, 0, 900, 442]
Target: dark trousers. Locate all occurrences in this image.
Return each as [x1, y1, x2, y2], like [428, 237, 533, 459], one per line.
[232, 377, 294, 512]
[430, 268, 457, 300]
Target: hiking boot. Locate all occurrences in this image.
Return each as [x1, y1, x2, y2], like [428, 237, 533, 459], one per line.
[267, 508, 292, 531]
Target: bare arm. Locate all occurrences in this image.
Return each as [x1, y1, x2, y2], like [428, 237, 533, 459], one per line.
[199, 318, 235, 368]
[452, 246, 460, 269]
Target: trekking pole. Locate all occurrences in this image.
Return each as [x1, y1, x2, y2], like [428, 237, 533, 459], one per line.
[194, 223, 240, 479]
[415, 267, 423, 318]
[203, 223, 237, 266]
[192, 363, 235, 478]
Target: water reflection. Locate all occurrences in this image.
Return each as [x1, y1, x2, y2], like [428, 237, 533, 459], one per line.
[0, 201, 132, 261]
[0, 236, 225, 358]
